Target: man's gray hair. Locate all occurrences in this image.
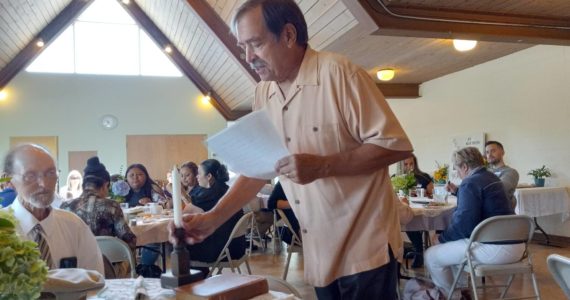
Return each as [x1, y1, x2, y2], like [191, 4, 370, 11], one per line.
[452, 147, 485, 169]
[3, 144, 53, 175]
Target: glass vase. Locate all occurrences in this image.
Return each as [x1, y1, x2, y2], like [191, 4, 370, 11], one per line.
[433, 183, 448, 203]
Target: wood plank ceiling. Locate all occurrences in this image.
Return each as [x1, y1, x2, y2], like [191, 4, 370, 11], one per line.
[0, 0, 569, 120]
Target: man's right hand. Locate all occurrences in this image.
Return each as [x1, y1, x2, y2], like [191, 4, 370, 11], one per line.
[445, 182, 458, 194]
[168, 212, 219, 245]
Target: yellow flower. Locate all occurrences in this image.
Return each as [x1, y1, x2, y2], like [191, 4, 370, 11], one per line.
[433, 163, 449, 184]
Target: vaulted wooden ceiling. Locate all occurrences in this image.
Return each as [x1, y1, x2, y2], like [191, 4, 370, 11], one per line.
[1, 0, 569, 120]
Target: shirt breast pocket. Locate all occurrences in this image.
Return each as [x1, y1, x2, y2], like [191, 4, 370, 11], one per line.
[298, 123, 342, 155]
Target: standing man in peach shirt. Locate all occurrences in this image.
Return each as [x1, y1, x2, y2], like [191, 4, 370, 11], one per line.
[172, 0, 412, 298]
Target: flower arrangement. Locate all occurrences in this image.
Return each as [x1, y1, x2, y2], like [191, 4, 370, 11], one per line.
[0, 210, 48, 299]
[527, 165, 552, 179]
[433, 162, 449, 184]
[391, 173, 417, 195]
[110, 180, 130, 203]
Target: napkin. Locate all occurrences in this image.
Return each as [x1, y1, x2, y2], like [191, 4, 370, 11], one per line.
[42, 268, 105, 300]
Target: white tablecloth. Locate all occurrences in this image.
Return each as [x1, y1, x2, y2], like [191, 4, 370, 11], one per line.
[88, 278, 298, 300]
[514, 187, 570, 221]
[130, 217, 172, 246]
[401, 197, 456, 231]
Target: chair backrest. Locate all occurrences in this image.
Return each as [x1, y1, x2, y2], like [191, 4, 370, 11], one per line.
[547, 254, 570, 298]
[276, 209, 302, 249]
[469, 215, 534, 245]
[265, 275, 302, 298]
[95, 236, 136, 278]
[218, 212, 255, 258]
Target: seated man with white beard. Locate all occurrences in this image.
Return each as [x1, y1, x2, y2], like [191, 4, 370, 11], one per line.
[2, 144, 104, 274]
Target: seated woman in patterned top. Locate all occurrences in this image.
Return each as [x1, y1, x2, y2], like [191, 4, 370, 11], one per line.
[61, 157, 136, 250]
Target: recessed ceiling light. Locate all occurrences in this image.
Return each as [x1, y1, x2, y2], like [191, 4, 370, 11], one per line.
[164, 46, 172, 53]
[36, 39, 45, 47]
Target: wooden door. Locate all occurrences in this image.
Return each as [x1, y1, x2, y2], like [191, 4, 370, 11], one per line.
[126, 135, 208, 182]
[68, 151, 98, 174]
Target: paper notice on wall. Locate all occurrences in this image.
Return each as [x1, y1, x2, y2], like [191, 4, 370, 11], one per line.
[206, 109, 289, 180]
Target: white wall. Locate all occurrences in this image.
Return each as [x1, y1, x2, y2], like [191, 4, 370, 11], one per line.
[0, 72, 227, 179]
[388, 45, 570, 236]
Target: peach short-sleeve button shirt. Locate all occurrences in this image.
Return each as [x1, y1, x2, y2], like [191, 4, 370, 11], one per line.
[253, 48, 412, 287]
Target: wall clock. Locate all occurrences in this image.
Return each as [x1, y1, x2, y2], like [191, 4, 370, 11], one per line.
[100, 114, 118, 130]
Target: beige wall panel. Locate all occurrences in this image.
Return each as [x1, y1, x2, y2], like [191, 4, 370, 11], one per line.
[126, 135, 208, 182]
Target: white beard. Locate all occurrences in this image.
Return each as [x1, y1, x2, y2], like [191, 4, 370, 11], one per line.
[26, 190, 54, 209]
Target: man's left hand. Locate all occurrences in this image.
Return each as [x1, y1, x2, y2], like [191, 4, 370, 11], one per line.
[275, 154, 329, 185]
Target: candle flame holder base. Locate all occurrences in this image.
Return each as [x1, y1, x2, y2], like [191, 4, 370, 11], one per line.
[161, 228, 203, 288]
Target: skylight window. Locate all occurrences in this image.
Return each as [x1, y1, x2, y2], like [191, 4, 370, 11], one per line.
[26, 0, 182, 77]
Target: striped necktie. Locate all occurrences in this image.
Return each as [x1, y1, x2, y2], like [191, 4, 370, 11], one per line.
[29, 224, 54, 269]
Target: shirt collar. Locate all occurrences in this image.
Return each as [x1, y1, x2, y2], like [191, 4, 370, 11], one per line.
[294, 47, 319, 86]
[267, 47, 319, 101]
[466, 166, 485, 178]
[11, 196, 54, 238]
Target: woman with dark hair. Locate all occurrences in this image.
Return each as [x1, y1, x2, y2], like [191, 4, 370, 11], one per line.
[179, 161, 199, 203]
[124, 163, 168, 272]
[61, 175, 137, 250]
[402, 154, 434, 268]
[403, 154, 434, 197]
[184, 159, 245, 276]
[124, 164, 168, 208]
[61, 157, 136, 250]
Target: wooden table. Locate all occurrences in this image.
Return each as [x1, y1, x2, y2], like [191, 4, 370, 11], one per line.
[129, 214, 173, 272]
[87, 278, 297, 299]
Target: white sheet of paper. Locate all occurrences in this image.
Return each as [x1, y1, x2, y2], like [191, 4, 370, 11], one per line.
[206, 109, 289, 179]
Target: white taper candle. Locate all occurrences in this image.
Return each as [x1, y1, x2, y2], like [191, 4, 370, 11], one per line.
[172, 165, 182, 228]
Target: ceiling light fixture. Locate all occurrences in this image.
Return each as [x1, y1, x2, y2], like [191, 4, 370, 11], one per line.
[164, 46, 172, 53]
[121, 0, 130, 4]
[36, 39, 45, 47]
[201, 93, 211, 105]
[453, 39, 477, 52]
[377, 68, 395, 81]
[0, 90, 7, 101]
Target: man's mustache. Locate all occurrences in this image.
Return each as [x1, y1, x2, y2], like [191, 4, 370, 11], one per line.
[250, 60, 266, 70]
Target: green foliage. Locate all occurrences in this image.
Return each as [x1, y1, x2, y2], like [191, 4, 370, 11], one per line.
[0, 210, 48, 299]
[527, 165, 552, 179]
[391, 172, 417, 193]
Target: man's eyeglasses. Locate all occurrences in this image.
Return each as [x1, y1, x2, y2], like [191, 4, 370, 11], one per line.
[13, 170, 59, 183]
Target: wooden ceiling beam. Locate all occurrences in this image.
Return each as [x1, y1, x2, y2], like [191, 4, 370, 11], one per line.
[184, 0, 260, 83]
[122, 0, 244, 120]
[359, 0, 570, 45]
[0, 0, 94, 90]
[377, 83, 420, 99]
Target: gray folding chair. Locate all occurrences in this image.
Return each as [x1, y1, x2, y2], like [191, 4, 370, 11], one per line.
[95, 236, 136, 278]
[547, 254, 570, 298]
[448, 215, 540, 300]
[276, 209, 303, 281]
[265, 275, 302, 298]
[190, 212, 254, 277]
